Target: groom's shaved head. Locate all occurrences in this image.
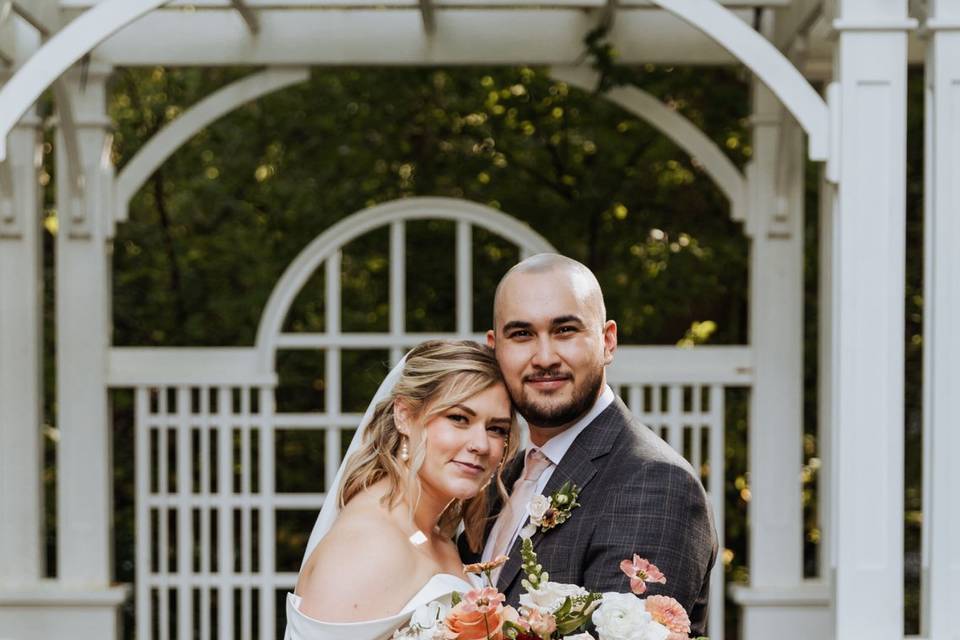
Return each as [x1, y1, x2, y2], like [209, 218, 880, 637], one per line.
[492, 253, 607, 330]
[488, 253, 616, 436]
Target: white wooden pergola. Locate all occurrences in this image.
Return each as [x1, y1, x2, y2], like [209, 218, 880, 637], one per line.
[0, 1, 957, 640]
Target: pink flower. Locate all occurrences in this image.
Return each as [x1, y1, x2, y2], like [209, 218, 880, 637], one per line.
[644, 595, 691, 639]
[461, 587, 506, 613]
[524, 607, 557, 638]
[463, 555, 509, 575]
[619, 555, 666, 595]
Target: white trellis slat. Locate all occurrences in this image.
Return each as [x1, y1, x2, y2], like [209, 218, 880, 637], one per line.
[117, 201, 750, 639]
[390, 221, 406, 365]
[217, 385, 234, 640]
[708, 383, 726, 640]
[157, 388, 170, 640]
[260, 385, 277, 640]
[456, 220, 472, 335]
[177, 386, 192, 640]
[199, 386, 212, 640]
[135, 387, 151, 640]
[240, 387, 254, 640]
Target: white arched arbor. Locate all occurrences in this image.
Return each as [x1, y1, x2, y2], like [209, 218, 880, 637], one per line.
[0, 2, 948, 640]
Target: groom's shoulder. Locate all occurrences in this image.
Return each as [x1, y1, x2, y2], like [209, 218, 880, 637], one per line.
[595, 397, 702, 483]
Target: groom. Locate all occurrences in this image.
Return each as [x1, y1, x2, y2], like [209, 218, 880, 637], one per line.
[463, 253, 717, 635]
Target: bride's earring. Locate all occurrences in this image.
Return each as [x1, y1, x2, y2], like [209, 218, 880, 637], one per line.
[399, 437, 409, 462]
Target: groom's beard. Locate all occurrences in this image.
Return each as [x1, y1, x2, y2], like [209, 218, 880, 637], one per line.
[515, 366, 604, 429]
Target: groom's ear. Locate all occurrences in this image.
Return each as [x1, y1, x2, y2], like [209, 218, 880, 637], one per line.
[486, 329, 496, 348]
[602, 320, 618, 365]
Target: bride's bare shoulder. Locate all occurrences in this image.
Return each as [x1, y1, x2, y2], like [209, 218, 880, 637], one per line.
[295, 502, 427, 622]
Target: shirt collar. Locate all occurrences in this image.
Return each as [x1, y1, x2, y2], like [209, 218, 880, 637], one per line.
[535, 385, 615, 467]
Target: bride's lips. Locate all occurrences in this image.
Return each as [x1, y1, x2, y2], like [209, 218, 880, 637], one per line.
[452, 460, 486, 476]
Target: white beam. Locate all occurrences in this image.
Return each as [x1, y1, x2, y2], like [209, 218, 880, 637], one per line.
[829, 1, 914, 638]
[923, 2, 960, 637]
[84, 9, 740, 66]
[115, 67, 309, 222]
[554, 65, 748, 226]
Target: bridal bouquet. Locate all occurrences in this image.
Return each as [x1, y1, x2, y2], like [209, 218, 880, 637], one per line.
[393, 538, 707, 640]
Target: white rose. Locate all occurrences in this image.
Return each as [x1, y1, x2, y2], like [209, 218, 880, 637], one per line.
[563, 634, 596, 640]
[520, 580, 590, 614]
[591, 592, 669, 640]
[529, 494, 552, 522]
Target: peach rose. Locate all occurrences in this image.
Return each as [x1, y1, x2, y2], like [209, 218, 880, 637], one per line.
[644, 595, 691, 640]
[444, 588, 515, 640]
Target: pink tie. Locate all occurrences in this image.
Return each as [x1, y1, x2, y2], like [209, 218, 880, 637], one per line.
[489, 449, 553, 566]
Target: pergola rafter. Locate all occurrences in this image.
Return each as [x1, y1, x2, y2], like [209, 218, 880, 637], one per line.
[228, 0, 259, 33]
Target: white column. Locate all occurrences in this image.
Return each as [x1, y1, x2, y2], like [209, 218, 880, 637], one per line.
[0, 104, 44, 587]
[830, 2, 913, 638]
[923, 2, 960, 637]
[55, 65, 115, 587]
[748, 83, 804, 588]
[732, 80, 830, 640]
[46, 67, 128, 640]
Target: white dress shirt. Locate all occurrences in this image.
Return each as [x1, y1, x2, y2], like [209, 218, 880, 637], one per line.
[481, 385, 616, 562]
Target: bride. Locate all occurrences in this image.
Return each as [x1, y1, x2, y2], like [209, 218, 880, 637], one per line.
[285, 340, 520, 639]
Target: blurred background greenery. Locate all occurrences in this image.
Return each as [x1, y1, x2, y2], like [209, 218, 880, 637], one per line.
[36, 61, 924, 639]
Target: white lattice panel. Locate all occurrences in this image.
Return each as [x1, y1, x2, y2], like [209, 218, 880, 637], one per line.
[136, 384, 277, 640]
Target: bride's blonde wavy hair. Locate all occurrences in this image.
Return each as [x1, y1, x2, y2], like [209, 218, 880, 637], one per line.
[338, 340, 520, 552]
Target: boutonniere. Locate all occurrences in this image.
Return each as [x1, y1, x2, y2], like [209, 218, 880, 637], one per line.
[519, 480, 581, 539]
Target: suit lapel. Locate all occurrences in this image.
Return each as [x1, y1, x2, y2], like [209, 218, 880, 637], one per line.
[496, 399, 628, 593]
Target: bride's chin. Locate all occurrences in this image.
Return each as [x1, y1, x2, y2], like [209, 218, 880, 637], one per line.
[442, 481, 485, 502]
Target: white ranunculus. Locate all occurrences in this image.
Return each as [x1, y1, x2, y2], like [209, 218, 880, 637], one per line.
[392, 601, 449, 640]
[520, 580, 590, 614]
[529, 494, 552, 522]
[591, 592, 669, 640]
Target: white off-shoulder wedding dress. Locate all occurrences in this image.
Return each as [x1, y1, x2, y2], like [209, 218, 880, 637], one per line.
[284, 573, 472, 640]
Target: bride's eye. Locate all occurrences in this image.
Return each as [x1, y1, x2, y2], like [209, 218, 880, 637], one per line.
[487, 426, 509, 437]
[447, 413, 469, 424]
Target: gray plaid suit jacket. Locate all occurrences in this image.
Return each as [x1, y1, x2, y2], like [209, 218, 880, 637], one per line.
[461, 396, 718, 636]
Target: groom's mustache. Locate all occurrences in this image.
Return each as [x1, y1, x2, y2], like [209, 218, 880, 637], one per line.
[523, 370, 573, 383]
